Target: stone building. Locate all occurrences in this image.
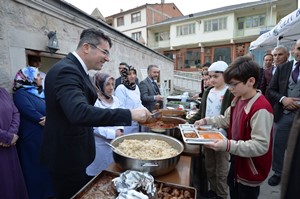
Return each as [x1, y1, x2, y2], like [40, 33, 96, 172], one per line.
[0, 0, 174, 93]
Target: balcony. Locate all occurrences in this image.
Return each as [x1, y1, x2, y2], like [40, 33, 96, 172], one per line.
[148, 40, 170, 49]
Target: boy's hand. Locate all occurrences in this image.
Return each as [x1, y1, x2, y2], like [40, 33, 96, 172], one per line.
[194, 119, 206, 128]
[204, 140, 227, 151]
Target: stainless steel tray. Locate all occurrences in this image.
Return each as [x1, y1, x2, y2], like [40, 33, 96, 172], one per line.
[71, 170, 197, 198]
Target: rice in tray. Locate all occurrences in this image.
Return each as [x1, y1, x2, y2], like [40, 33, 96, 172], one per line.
[115, 139, 179, 160]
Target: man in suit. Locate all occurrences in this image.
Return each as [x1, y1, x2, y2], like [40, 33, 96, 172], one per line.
[40, 28, 151, 198]
[139, 65, 164, 112]
[265, 46, 289, 104]
[115, 62, 138, 89]
[267, 39, 300, 186]
[260, 53, 273, 95]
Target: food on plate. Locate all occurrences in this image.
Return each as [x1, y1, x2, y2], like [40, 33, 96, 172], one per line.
[198, 131, 225, 140]
[156, 182, 193, 199]
[142, 120, 177, 129]
[196, 125, 213, 130]
[75, 172, 117, 199]
[115, 139, 179, 160]
[183, 132, 198, 138]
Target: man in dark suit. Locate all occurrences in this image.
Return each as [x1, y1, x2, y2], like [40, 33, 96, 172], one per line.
[260, 54, 273, 95]
[267, 39, 300, 186]
[115, 62, 138, 89]
[139, 65, 164, 112]
[40, 28, 151, 198]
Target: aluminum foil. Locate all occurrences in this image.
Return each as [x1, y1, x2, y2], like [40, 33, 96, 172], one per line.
[112, 170, 156, 199]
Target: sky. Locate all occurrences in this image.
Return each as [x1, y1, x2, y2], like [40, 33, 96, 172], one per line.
[65, 0, 260, 17]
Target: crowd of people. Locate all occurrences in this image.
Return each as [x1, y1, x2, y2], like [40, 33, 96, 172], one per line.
[0, 27, 299, 199]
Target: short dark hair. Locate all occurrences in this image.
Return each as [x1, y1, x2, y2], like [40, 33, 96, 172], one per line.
[119, 62, 128, 67]
[202, 62, 211, 67]
[263, 53, 273, 60]
[77, 28, 112, 49]
[147, 65, 158, 72]
[28, 55, 41, 65]
[224, 56, 259, 88]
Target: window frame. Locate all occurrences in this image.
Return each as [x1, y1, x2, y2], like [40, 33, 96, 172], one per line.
[131, 31, 142, 41]
[131, 12, 141, 23]
[204, 17, 227, 32]
[117, 16, 124, 27]
[176, 23, 196, 36]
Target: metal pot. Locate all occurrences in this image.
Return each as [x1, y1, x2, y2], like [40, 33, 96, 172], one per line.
[111, 133, 184, 177]
[141, 117, 186, 141]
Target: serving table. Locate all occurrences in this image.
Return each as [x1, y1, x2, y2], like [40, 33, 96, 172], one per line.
[107, 155, 191, 186]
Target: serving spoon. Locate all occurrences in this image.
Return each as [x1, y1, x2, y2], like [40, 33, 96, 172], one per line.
[105, 142, 125, 155]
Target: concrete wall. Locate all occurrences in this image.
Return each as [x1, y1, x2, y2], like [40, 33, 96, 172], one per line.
[0, 0, 174, 93]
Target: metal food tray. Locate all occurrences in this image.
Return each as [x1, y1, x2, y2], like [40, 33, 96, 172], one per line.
[179, 125, 226, 144]
[71, 170, 197, 199]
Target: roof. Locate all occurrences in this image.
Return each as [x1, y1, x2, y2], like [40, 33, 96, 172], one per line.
[105, 3, 183, 18]
[150, 0, 273, 26]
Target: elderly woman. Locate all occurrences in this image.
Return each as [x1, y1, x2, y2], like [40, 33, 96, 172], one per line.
[13, 67, 54, 199]
[0, 86, 29, 199]
[115, 65, 145, 134]
[86, 72, 124, 176]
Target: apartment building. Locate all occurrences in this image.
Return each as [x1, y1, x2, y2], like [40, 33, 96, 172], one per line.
[146, 0, 296, 70]
[105, 3, 183, 45]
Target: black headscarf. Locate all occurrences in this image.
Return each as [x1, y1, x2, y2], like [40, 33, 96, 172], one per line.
[120, 65, 137, 90]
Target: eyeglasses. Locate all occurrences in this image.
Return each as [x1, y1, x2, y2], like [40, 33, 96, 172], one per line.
[227, 81, 242, 88]
[88, 43, 110, 57]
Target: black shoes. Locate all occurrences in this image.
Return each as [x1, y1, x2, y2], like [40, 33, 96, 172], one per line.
[268, 174, 281, 186]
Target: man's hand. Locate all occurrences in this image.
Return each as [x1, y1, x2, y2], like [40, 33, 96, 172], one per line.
[130, 107, 152, 123]
[115, 129, 124, 137]
[282, 97, 300, 110]
[155, 95, 164, 101]
[11, 134, 19, 145]
[39, 116, 46, 126]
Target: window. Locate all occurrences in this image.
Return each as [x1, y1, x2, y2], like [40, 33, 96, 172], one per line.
[163, 52, 173, 60]
[240, 14, 265, 29]
[176, 23, 195, 36]
[154, 31, 170, 42]
[131, 32, 141, 41]
[131, 12, 141, 23]
[204, 17, 227, 32]
[117, 17, 124, 26]
[237, 17, 244, 30]
[184, 50, 200, 68]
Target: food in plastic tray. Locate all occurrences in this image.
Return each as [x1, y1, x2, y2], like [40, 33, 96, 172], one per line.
[179, 125, 226, 144]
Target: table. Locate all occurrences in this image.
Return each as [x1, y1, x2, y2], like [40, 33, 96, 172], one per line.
[107, 155, 191, 186]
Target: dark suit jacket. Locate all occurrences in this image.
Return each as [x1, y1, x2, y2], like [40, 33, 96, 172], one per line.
[281, 109, 300, 198]
[257, 67, 264, 90]
[40, 53, 132, 174]
[139, 77, 162, 112]
[267, 61, 294, 122]
[260, 66, 274, 95]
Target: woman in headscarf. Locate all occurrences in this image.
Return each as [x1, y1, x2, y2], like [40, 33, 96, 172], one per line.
[86, 72, 124, 176]
[13, 67, 55, 199]
[115, 65, 145, 134]
[0, 86, 29, 199]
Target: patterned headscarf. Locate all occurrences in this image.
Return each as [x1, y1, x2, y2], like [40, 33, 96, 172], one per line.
[93, 72, 114, 99]
[13, 67, 45, 99]
[121, 65, 137, 90]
